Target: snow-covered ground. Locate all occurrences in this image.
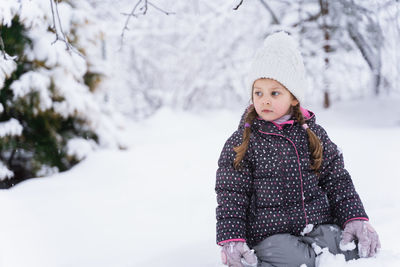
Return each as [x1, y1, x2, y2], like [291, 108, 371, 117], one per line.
[0, 97, 400, 267]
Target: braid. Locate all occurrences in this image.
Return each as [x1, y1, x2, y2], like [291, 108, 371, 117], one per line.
[292, 104, 323, 173]
[233, 105, 257, 170]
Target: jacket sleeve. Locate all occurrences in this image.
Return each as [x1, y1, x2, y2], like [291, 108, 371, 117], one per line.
[215, 129, 253, 246]
[315, 124, 369, 228]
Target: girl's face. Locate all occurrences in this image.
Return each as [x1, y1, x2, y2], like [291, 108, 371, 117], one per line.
[252, 78, 299, 121]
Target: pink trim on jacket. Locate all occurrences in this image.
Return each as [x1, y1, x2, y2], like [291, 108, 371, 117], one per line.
[258, 131, 309, 226]
[256, 106, 313, 129]
[300, 106, 311, 119]
[343, 217, 369, 228]
[271, 121, 284, 130]
[218, 238, 246, 246]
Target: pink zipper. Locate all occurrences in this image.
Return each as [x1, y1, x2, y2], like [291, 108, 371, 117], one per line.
[258, 130, 309, 226]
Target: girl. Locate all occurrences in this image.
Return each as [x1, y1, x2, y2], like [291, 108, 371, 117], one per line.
[215, 31, 380, 267]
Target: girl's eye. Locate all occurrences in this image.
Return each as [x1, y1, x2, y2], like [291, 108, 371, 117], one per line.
[255, 91, 262, 96]
[272, 91, 280, 96]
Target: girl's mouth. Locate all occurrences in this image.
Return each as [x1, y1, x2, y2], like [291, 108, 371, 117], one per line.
[262, 109, 272, 113]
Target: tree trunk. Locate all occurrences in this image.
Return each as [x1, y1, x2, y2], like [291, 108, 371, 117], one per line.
[320, 0, 331, 109]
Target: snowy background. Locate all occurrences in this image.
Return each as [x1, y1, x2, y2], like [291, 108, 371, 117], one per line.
[1, 0, 400, 266]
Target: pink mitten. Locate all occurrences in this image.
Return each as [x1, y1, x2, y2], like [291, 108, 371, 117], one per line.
[221, 241, 258, 267]
[341, 220, 381, 257]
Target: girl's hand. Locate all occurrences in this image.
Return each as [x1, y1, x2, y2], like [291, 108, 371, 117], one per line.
[221, 241, 258, 267]
[340, 220, 381, 257]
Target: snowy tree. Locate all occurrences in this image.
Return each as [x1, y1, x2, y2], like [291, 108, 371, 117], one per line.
[83, 0, 399, 119]
[0, 0, 127, 188]
[253, 0, 389, 107]
[89, 0, 269, 117]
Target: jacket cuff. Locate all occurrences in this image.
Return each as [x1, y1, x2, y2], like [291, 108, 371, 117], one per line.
[216, 218, 247, 246]
[217, 238, 246, 246]
[343, 217, 369, 228]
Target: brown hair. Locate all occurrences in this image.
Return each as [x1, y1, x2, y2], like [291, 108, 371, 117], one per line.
[233, 105, 258, 169]
[233, 103, 323, 173]
[292, 103, 323, 172]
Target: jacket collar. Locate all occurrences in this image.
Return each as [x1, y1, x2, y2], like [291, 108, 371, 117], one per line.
[238, 105, 316, 134]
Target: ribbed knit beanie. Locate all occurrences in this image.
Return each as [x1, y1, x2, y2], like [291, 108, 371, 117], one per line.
[246, 31, 307, 104]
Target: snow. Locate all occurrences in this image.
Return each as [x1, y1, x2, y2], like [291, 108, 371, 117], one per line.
[0, 54, 17, 88]
[0, 161, 13, 180]
[36, 165, 59, 178]
[329, 225, 339, 232]
[0, 98, 400, 266]
[315, 248, 400, 267]
[0, 0, 20, 27]
[316, 247, 347, 266]
[10, 70, 52, 111]
[0, 118, 23, 137]
[340, 241, 357, 252]
[312, 242, 324, 255]
[301, 224, 314, 236]
[66, 138, 97, 161]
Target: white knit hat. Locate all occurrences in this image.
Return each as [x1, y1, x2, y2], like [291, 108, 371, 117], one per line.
[246, 31, 307, 104]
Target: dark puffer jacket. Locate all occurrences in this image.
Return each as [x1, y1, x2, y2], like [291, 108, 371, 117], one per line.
[215, 106, 368, 248]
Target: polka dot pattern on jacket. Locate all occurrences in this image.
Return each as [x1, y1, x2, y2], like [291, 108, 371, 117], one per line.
[215, 106, 368, 248]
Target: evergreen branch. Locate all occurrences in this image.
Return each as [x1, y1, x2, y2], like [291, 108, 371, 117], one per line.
[0, 32, 18, 61]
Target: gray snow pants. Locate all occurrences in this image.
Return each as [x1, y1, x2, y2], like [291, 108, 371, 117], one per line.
[252, 224, 359, 267]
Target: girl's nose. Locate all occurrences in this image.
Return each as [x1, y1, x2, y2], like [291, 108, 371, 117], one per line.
[262, 97, 271, 105]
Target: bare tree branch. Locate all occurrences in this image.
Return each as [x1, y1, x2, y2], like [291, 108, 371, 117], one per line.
[233, 0, 244, 10]
[258, 0, 280, 24]
[54, 0, 68, 46]
[49, 0, 84, 58]
[147, 2, 174, 15]
[292, 12, 321, 27]
[120, 0, 175, 48]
